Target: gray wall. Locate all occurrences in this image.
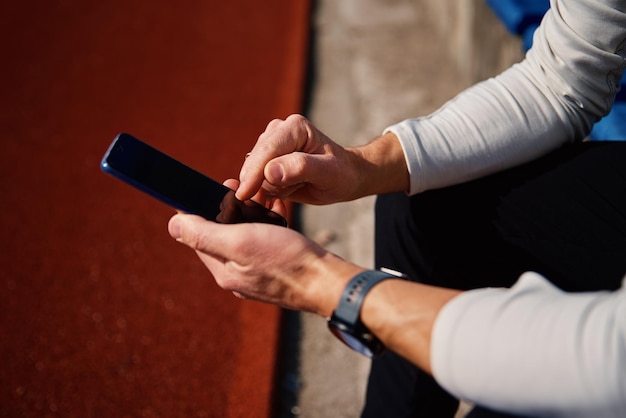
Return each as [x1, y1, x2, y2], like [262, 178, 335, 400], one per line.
[297, 1, 524, 417]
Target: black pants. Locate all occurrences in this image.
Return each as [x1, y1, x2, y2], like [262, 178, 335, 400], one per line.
[362, 141, 626, 418]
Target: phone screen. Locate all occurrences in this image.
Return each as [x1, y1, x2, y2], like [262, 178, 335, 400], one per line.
[101, 133, 287, 226]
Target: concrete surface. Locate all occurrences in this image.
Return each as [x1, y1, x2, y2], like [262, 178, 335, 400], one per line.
[293, 1, 524, 417]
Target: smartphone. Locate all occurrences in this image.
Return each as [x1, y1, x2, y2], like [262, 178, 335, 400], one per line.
[101, 133, 287, 226]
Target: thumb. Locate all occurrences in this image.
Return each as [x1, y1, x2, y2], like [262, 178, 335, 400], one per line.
[168, 214, 224, 255]
[264, 153, 335, 188]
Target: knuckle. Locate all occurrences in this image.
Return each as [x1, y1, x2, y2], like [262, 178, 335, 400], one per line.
[255, 115, 314, 157]
[265, 118, 284, 132]
[286, 113, 306, 123]
[257, 119, 284, 145]
[287, 114, 310, 132]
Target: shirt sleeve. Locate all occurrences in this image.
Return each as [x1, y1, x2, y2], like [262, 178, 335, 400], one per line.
[430, 272, 626, 417]
[387, 0, 626, 195]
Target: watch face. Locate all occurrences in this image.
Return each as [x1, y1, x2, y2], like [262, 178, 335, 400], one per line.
[328, 321, 383, 358]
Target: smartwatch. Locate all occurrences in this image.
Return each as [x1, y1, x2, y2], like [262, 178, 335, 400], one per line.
[328, 268, 406, 358]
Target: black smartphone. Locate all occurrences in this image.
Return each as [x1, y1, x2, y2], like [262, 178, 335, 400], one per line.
[101, 133, 287, 226]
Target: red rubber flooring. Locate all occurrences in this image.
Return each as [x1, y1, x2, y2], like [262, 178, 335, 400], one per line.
[0, 1, 309, 416]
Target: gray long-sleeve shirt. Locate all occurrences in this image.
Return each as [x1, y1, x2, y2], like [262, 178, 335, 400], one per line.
[388, 0, 625, 195]
[432, 273, 626, 417]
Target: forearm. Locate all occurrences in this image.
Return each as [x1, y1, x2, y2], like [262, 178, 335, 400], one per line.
[359, 279, 461, 374]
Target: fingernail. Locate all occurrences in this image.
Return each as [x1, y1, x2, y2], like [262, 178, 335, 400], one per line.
[169, 217, 183, 241]
[267, 163, 284, 183]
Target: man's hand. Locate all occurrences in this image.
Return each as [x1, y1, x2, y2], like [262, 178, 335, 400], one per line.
[236, 114, 409, 205]
[168, 213, 364, 317]
[236, 114, 365, 204]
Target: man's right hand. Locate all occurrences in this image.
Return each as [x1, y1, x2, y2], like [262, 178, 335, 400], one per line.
[235, 114, 409, 205]
[235, 114, 363, 204]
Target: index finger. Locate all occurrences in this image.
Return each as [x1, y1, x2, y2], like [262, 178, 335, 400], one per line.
[236, 115, 311, 200]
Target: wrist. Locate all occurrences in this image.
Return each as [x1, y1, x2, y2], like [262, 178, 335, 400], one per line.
[348, 132, 409, 197]
[306, 251, 366, 318]
[327, 268, 408, 358]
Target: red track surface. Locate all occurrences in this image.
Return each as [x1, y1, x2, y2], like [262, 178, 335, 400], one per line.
[0, 1, 309, 416]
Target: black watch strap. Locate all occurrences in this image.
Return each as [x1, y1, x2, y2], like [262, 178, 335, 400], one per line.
[333, 270, 398, 324]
